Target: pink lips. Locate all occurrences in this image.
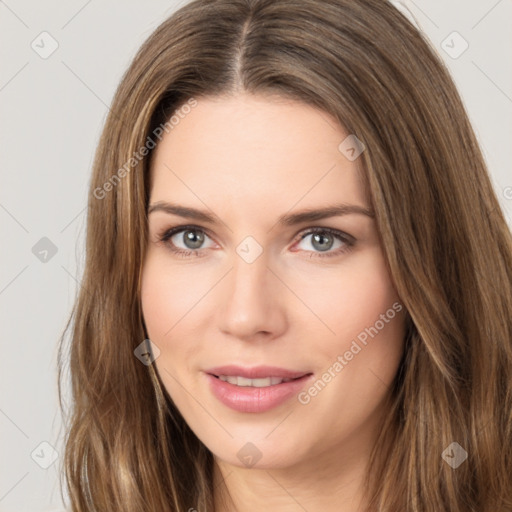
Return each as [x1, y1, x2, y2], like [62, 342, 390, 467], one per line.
[204, 365, 313, 413]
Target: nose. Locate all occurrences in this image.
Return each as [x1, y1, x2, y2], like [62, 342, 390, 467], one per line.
[217, 250, 288, 342]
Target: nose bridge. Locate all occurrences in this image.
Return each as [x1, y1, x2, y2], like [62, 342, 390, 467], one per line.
[227, 231, 271, 294]
[228, 245, 272, 310]
[217, 241, 285, 339]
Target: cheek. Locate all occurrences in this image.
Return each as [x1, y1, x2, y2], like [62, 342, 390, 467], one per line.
[293, 250, 405, 438]
[141, 291, 173, 357]
[304, 247, 405, 393]
[297, 247, 402, 346]
[140, 252, 212, 340]
[140, 266, 176, 339]
[141, 258, 193, 401]
[140, 255, 190, 378]
[338, 253, 401, 339]
[140, 253, 216, 383]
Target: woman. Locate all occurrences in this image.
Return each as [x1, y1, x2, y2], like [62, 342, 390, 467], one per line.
[57, 0, 512, 510]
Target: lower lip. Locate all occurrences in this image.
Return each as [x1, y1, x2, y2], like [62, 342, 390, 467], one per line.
[205, 373, 313, 413]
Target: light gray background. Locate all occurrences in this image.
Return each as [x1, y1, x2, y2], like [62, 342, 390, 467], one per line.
[1, 1, 511, 510]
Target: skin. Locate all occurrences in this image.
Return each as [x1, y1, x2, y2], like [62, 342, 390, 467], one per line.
[141, 93, 406, 512]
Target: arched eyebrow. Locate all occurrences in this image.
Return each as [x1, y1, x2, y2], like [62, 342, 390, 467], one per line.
[147, 202, 375, 226]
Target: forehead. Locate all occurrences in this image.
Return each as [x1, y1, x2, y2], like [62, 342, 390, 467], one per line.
[148, 94, 369, 215]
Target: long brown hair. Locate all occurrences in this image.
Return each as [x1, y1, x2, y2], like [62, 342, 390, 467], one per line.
[57, 0, 512, 510]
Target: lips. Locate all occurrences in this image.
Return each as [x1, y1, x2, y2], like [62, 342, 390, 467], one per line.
[204, 365, 313, 413]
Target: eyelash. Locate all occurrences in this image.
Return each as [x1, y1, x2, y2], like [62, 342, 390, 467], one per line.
[156, 224, 355, 259]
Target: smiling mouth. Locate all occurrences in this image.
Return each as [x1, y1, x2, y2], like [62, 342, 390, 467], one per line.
[205, 371, 314, 413]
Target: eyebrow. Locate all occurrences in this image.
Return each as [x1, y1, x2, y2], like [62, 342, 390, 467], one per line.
[147, 201, 375, 226]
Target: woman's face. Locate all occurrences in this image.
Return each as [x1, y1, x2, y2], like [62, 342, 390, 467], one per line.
[141, 93, 405, 471]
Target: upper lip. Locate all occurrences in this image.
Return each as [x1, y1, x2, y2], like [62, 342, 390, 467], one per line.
[205, 365, 311, 379]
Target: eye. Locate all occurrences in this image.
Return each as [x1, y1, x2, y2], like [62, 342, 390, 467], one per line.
[156, 225, 355, 259]
[157, 225, 215, 258]
[293, 227, 355, 259]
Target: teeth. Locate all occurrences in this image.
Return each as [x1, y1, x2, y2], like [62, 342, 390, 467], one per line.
[217, 375, 294, 387]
